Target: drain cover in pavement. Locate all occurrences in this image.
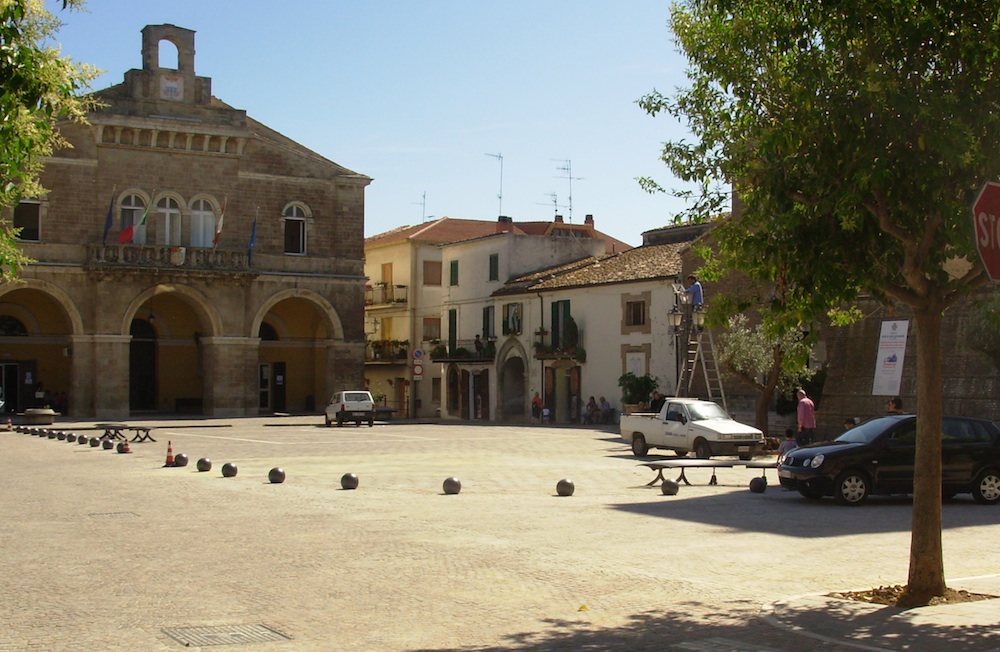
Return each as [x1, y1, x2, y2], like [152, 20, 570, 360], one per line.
[163, 624, 291, 647]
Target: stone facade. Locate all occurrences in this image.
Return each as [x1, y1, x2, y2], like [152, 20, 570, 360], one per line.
[1, 25, 369, 419]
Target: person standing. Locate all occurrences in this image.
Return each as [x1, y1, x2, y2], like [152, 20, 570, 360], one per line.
[796, 388, 816, 446]
[530, 392, 543, 422]
[685, 275, 704, 309]
[777, 428, 798, 463]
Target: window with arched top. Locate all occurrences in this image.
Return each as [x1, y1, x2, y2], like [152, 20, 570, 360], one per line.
[0, 315, 27, 336]
[259, 322, 279, 341]
[120, 194, 147, 244]
[157, 196, 182, 246]
[190, 198, 216, 248]
[283, 204, 307, 255]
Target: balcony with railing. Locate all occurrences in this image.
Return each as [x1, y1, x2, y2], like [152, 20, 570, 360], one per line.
[365, 283, 408, 306]
[428, 337, 497, 363]
[533, 328, 587, 363]
[87, 244, 250, 273]
[365, 339, 410, 363]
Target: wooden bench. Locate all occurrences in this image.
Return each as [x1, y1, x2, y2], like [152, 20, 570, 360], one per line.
[640, 459, 777, 486]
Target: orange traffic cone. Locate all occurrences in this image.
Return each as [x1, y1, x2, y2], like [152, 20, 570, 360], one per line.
[118, 439, 132, 454]
[164, 440, 175, 467]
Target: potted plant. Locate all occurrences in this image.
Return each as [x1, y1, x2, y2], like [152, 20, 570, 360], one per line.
[618, 372, 658, 415]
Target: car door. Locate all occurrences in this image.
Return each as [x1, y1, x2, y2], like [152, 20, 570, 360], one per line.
[871, 420, 916, 493]
[941, 418, 992, 487]
[661, 402, 689, 449]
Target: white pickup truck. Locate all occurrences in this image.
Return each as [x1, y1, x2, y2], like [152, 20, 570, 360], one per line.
[620, 397, 764, 459]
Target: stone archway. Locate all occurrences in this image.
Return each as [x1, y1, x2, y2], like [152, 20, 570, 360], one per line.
[498, 356, 526, 422]
[0, 282, 82, 416]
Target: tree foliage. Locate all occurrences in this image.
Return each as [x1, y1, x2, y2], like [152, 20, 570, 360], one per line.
[717, 313, 814, 435]
[641, 0, 1000, 605]
[0, 0, 98, 280]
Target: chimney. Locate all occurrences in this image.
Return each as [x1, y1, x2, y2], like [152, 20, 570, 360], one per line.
[554, 214, 564, 223]
[497, 215, 514, 233]
[584, 214, 594, 226]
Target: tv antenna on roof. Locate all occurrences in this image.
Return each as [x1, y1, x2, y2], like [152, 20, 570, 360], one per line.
[537, 192, 564, 217]
[485, 152, 503, 218]
[413, 191, 434, 222]
[553, 159, 583, 222]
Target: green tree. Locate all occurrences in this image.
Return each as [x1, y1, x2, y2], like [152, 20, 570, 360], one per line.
[0, 0, 98, 281]
[640, 1, 1000, 606]
[716, 313, 814, 436]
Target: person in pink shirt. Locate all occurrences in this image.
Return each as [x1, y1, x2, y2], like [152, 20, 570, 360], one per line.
[796, 388, 816, 446]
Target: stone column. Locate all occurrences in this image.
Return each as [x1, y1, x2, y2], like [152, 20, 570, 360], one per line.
[326, 340, 364, 396]
[201, 336, 258, 417]
[91, 334, 131, 420]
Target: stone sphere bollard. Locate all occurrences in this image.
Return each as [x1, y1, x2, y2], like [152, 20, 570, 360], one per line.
[48, 431, 58, 439]
[116, 442, 127, 453]
[102, 439, 114, 450]
[173, 453, 189, 467]
[340, 473, 359, 490]
[442, 477, 462, 495]
[268, 467, 286, 484]
[222, 462, 238, 478]
[556, 478, 576, 497]
[661, 479, 680, 496]
[66, 433, 77, 443]
[56, 431, 66, 441]
[89, 437, 101, 447]
[749, 476, 767, 493]
[77, 435, 88, 445]
[196, 458, 212, 472]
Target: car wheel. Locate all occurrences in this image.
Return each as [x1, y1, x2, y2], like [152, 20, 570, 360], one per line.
[834, 470, 870, 506]
[368, 417, 374, 427]
[799, 486, 824, 500]
[325, 416, 332, 427]
[694, 438, 711, 460]
[972, 469, 1000, 505]
[631, 435, 649, 457]
[336, 416, 343, 427]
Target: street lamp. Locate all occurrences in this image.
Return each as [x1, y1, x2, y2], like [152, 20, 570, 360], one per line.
[667, 308, 683, 333]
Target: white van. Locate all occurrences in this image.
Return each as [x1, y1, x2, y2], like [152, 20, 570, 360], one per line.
[325, 390, 375, 427]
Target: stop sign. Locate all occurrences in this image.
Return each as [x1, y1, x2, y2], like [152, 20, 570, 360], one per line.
[972, 181, 1000, 282]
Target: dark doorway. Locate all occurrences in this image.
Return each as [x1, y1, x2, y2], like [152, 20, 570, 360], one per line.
[272, 361, 286, 413]
[130, 319, 157, 411]
[0, 363, 18, 414]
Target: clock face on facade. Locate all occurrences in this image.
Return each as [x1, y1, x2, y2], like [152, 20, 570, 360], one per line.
[159, 74, 184, 101]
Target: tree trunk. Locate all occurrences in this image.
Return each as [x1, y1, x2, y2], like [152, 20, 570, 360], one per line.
[898, 305, 946, 607]
[754, 345, 783, 437]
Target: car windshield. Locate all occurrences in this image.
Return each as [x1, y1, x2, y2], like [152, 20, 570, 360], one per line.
[344, 392, 370, 402]
[687, 402, 729, 421]
[835, 417, 905, 444]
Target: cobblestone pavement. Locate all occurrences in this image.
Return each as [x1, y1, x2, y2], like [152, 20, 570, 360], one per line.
[2, 418, 999, 651]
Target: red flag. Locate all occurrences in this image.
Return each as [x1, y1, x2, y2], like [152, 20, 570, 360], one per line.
[118, 198, 151, 244]
[213, 196, 227, 248]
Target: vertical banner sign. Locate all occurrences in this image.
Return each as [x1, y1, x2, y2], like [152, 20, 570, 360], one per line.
[872, 320, 909, 396]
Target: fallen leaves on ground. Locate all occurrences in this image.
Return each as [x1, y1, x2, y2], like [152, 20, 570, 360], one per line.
[829, 585, 996, 607]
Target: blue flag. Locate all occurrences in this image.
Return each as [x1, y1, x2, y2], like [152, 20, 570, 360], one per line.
[247, 209, 258, 264]
[101, 188, 115, 245]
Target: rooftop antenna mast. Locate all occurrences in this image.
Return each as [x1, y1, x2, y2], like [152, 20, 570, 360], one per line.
[485, 152, 503, 217]
[413, 191, 435, 222]
[553, 159, 583, 222]
[537, 192, 562, 217]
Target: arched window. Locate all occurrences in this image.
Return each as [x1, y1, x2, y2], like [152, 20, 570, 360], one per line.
[120, 194, 147, 244]
[190, 198, 216, 248]
[0, 315, 27, 336]
[157, 196, 182, 246]
[283, 204, 307, 255]
[259, 322, 279, 341]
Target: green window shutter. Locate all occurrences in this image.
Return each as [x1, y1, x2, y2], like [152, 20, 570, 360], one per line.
[489, 253, 499, 281]
[449, 260, 459, 286]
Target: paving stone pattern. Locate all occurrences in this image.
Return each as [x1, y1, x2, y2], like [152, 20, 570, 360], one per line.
[2, 419, 998, 651]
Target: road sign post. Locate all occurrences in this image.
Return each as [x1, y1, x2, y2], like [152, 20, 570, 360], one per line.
[972, 181, 1000, 282]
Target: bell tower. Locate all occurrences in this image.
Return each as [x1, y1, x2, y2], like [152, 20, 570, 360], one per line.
[124, 24, 211, 106]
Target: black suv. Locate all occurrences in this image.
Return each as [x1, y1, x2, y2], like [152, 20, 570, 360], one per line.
[778, 415, 1000, 505]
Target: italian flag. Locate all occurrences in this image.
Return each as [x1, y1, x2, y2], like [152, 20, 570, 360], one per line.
[118, 200, 151, 245]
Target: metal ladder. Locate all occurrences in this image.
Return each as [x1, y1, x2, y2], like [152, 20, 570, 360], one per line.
[676, 327, 727, 411]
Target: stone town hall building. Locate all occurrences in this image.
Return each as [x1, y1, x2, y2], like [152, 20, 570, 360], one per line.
[0, 25, 370, 419]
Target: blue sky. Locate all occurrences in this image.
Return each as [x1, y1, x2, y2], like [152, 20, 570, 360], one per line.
[46, 1, 696, 246]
